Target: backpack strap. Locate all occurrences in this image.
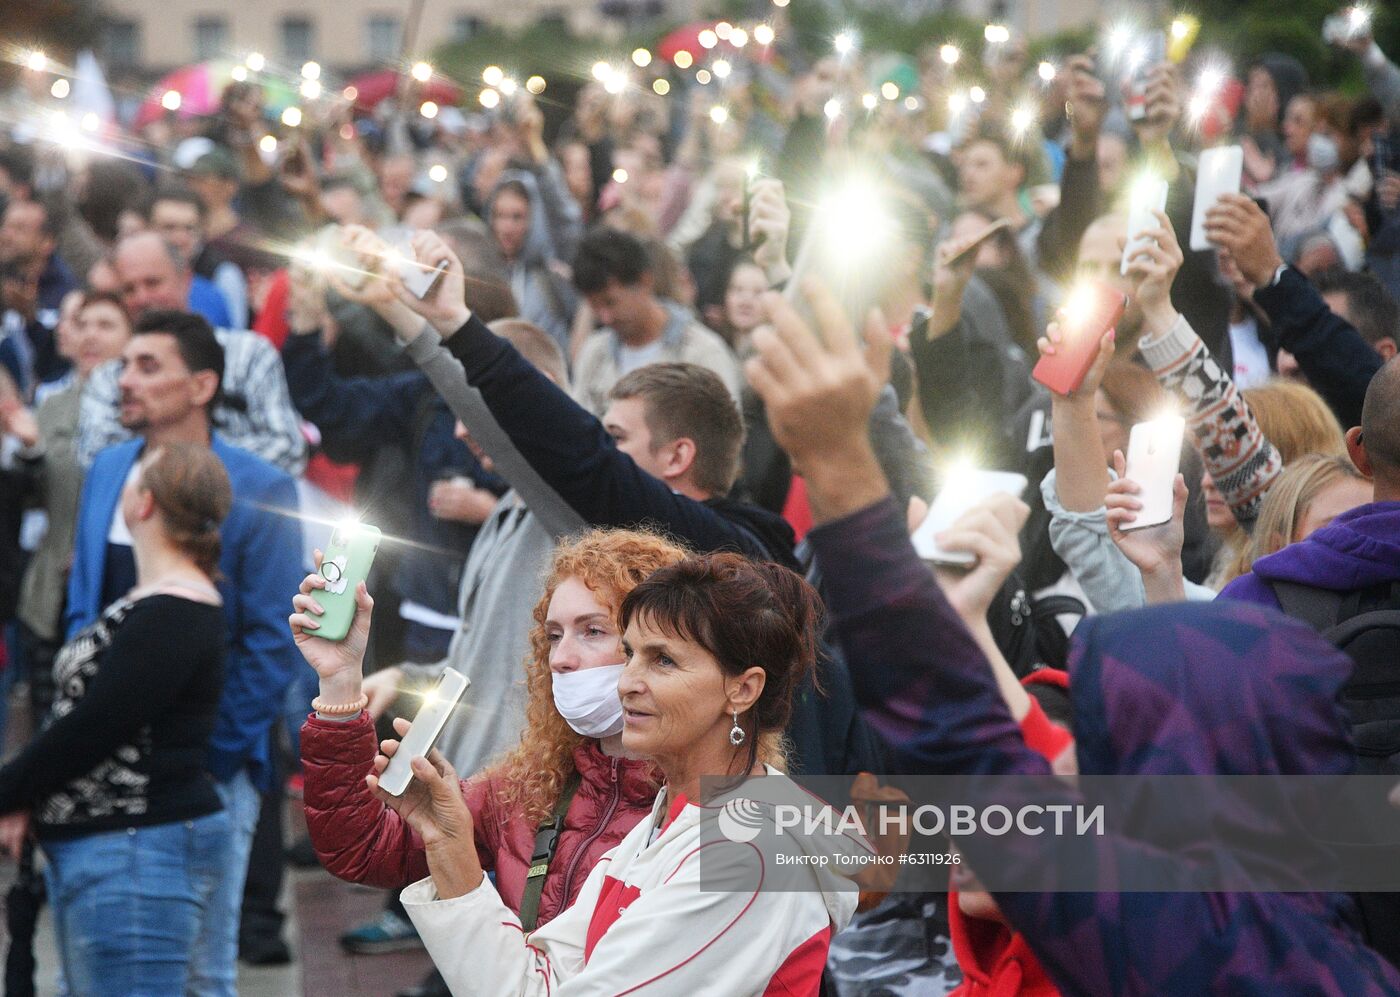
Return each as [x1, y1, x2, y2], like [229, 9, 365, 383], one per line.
[1270, 581, 1346, 631]
[518, 770, 583, 934]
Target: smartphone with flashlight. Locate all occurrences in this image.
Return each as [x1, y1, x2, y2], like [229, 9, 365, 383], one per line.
[1121, 177, 1169, 276]
[1324, 7, 1372, 44]
[1031, 281, 1126, 396]
[313, 226, 370, 290]
[911, 469, 1029, 566]
[1125, 31, 1168, 122]
[378, 668, 471, 797]
[1121, 415, 1186, 530]
[945, 218, 1012, 269]
[1189, 145, 1244, 251]
[313, 521, 381, 642]
[784, 177, 895, 339]
[741, 161, 764, 252]
[388, 236, 450, 299]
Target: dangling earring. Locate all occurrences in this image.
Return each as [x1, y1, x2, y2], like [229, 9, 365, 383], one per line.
[729, 710, 745, 746]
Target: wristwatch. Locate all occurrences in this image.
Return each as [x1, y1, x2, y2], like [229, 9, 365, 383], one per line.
[1267, 263, 1289, 288]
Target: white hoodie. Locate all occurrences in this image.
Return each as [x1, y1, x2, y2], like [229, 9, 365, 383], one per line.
[402, 768, 863, 996]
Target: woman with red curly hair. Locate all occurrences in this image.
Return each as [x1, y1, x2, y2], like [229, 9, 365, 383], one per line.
[294, 528, 685, 934]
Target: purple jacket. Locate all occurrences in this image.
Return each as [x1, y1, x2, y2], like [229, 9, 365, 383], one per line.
[1221, 501, 1400, 609]
[809, 497, 1400, 997]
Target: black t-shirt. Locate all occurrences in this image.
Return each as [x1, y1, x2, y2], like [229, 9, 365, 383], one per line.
[0, 594, 227, 839]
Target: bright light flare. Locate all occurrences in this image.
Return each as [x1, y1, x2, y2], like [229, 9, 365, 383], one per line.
[499, 78, 518, 96]
[754, 24, 775, 46]
[591, 61, 611, 81]
[699, 30, 718, 49]
[881, 81, 900, 100]
[1350, 5, 1374, 32]
[984, 23, 1011, 44]
[1010, 103, 1037, 136]
[603, 71, 628, 95]
[26, 50, 48, 73]
[652, 79, 670, 96]
[526, 75, 546, 94]
[696, 69, 712, 85]
[281, 106, 302, 127]
[50, 79, 69, 99]
[613, 167, 629, 184]
[483, 66, 504, 86]
[904, 96, 920, 111]
[861, 92, 878, 111]
[632, 48, 652, 67]
[969, 86, 987, 104]
[420, 101, 438, 119]
[1105, 24, 1135, 62]
[1062, 282, 1099, 330]
[709, 105, 730, 124]
[245, 52, 265, 72]
[713, 58, 732, 79]
[80, 112, 100, 132]
[823, 97, 842, 121]
[258, 134, 278, 154]
[1188, 65, 1228, 124]
[429, 163, 448, 183]
[815, 178, 896, 264]
[300, 79, 322, 100]
[715, 21, 733, 40]
[1038, 60, 1057, 82]
[731, 28, 749, 48]
[231, 65, 248, 82]
[1170, 18, 1190, 40]
[940, 44, 961, 66]
[674, 51, 694, 69]
[161, 90, 182, 111]
[410, 61, 432, 82]
[302, 61, 321, 81]
[479, 88, 500, 108]
[948, 92, 969, 115]
[833, 31, 856, 56]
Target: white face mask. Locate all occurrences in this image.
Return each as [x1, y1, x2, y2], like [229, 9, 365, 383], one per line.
[551, 664, 626, 738]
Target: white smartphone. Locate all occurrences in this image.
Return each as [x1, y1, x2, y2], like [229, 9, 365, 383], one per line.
[1121, 177, 1169, 275]
[378, 668, 470, 797]
[911, 469, 1029, 566]
[1121, 415, 1186, 531]
[1189, 145, 1244, 251]
[390, 237, 450, 300]
[313, 226, 370, 290]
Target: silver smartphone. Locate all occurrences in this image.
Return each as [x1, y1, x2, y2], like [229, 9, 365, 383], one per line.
[1121, 177, 1170, 275]
[378, 668, 470, 797]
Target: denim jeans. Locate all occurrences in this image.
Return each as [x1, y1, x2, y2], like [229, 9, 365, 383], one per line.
[41, 810, 233, 997]
[186, 770, 262, 996]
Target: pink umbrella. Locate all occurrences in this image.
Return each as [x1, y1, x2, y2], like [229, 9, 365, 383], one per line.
[132, 62, 225, 128]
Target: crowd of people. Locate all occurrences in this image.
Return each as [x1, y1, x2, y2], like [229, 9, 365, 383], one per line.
[0, 5, 1399, 995]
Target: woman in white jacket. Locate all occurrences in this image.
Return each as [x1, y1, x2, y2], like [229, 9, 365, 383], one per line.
[366, 552, 861, 996]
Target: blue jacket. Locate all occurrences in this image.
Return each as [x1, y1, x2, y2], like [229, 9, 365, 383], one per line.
[66, 436, 303, 790]
[188, 275, 233, 330]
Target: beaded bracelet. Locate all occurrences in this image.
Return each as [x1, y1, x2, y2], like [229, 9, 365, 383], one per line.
[311, 694, 369, 717]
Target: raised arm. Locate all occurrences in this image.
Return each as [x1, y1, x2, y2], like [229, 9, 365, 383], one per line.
[1206, 193, 1382, 430]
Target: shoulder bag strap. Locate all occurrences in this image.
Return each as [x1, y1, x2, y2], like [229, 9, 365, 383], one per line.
[518, 770, 584, 933]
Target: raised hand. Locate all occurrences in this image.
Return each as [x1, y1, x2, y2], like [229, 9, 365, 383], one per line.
[1105, 449, 1189, 603]
[1203, 193, 1283, 286]
[1124, 208, 1184, 333]
[398, 229, 471, 335]
[288, 549, 374, 700]
[747, 177, 792, 284]
[928, 492, 1031, 629]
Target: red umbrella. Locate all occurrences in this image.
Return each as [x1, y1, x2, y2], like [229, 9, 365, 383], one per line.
[656, 20, 775, 67]
[345, 69, 462, 111]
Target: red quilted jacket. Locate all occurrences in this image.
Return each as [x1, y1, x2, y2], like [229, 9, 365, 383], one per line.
[301, 712, 659, 926]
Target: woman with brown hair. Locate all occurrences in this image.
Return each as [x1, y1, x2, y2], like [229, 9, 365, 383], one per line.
[296, 528, 685, 934]
[377, 551, 858, 996]
[0, 443, 233, 995]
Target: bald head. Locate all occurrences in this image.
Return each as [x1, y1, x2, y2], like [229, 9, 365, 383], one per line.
[1358, 357, 1400, 496]
[114, 231, 192, 317]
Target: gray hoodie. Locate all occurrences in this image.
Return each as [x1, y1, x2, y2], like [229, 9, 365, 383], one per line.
[488, 168, 581, 359]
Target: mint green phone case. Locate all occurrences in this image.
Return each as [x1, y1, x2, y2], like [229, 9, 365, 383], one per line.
[315, 523, 381, 642]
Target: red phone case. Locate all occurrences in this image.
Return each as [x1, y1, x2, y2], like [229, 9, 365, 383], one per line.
[1031, 282, 1127, 396]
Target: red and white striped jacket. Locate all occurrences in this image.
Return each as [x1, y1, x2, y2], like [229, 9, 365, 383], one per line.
[403, 768, 861, 996]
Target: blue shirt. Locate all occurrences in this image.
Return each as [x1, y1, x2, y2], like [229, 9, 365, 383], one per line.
[188, 275, 232, 330]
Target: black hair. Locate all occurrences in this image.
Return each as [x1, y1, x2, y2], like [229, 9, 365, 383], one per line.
[0, 147, 35, 191]
[148, 184, 207, 221]
[572, 226, 653, 293]
[132, 310, 226, 411]
[1311, 269, 1399, 348]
